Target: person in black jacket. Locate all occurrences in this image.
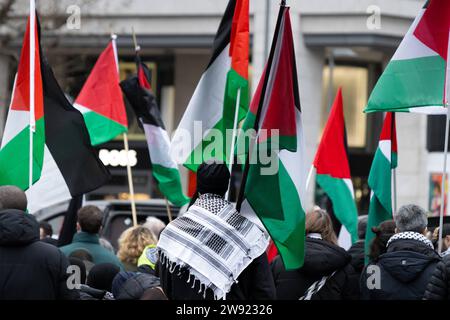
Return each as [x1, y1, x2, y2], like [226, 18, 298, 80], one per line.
[271, 207, 359, 300]
[424, 255, 450, 300]
[360, 204, 441, 300]
[0, 185, 78, 300]
[347, 215, 367, 274]
[158, 161, 276, 300]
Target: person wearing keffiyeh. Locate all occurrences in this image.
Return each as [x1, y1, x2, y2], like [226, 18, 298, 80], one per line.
[157, 160, 276, 300]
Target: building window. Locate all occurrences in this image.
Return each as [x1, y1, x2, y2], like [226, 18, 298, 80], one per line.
[321, 64, 369, 148]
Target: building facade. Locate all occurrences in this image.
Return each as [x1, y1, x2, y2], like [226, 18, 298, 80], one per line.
[0, 0, 444, 215]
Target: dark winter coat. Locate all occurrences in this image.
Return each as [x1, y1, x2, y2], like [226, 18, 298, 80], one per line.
[271, 237, 360, 300]
[360, 238, 441, 300]
[423, 254, 450, 300]
[348, 240, 365, 274]
[159, 253, 276, 300]
[0, 209, 78, 300]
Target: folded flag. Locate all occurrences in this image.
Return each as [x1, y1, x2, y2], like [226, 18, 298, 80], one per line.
[74, 41, 128, 145]
[120, 57, 189, 207]
[313, 88, 358, 249]
[0, 14, 110, 213]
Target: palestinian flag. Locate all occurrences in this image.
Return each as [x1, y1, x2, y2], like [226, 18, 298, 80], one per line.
[365, 0, 450, 114]
[170, 0, 249, 171]
[120, 57, 189, 207]
[74, 41, 128, 145]
[365, 113, 397, 262]
[238, 6, 307, 269]
[313, 88, 358, 248]
[0, 14, 110, 213]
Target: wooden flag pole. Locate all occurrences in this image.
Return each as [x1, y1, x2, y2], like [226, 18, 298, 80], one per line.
[111, 32, 138, 226]
[29, 0, 36, 189]
[165, 197, 173, 222]
[225, 87, 242, 201]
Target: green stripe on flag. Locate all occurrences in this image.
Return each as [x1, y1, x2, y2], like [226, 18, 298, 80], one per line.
[152, 164, 190, 207]
[246, 159, 305, 269]
[365, 55, 445, 113]
[316, 174, 358, 243]
[83, 110, 127, 146]
[364, 146, 394, 263]
[0, 118, 45, 190]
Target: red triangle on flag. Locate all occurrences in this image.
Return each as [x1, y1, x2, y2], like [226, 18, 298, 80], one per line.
[75, 42, 128, 128]
[11, 16, 44, 121]
[313, 88, 351, 179]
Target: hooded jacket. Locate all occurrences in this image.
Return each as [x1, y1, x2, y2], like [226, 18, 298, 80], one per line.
[423, 254, 450, 300]
[0, 209, 78, 300]
[271, 237, 359, 300]
[360, 232, 441, 300]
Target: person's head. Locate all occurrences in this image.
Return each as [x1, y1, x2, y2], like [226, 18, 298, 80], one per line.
[68, 257, 87, 285]
[117, 226, 157, 267]
[369, 220, 396, 262]
[433, 224, 450, 251]
[87, 263, 120, 292]
[0, 185, 27, 211]
[394, 204, 428, 235]
[357, 215, 368, 240]
[77, 205, 103, 234]
[196, 160, 230, 198]
[305, 207, 337, 245]
[140, 287, 168, 300]
[143, 217, 166, 240]
[39, 221, 53, 239]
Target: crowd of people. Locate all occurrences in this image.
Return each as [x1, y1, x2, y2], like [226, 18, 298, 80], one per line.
[1, 162, 450, 300]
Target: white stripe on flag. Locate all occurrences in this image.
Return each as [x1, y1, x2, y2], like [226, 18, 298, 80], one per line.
[143, 122, 177, 169]
[170, 44, 231, 163]
[26, 146, 71, 213]
[1, 109, 29, 148]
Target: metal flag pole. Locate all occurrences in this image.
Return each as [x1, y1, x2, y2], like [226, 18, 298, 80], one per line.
[392, 113, 397, 214]
[111, 32, 138, 227]
[438, 33, 450, 254]
[225, 87, 242, 201]
[305, 165, 314, 190]
[29, 0, 36, 190]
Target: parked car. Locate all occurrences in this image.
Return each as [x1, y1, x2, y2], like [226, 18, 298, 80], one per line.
[34, 199, 187, 251]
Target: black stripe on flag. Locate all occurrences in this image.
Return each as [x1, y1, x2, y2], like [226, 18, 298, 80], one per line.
[206, 0, 236, 69]
[38, 23, 110, 196]
[120, 75, 165, 129]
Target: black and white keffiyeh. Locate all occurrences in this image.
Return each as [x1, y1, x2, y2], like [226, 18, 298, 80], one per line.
[387, 231, 434, 249]
[157, 194, 269, 300]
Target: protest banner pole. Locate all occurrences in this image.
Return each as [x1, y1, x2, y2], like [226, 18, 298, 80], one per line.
[111, 32, 138, 227]
[29, 0, 36, 189]
[225, 87, 242, 201]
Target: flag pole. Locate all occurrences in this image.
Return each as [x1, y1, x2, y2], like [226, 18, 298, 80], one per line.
[164, 197, 173, 222]
[225, 87, 241, 201]
[236, 3, 286, 211]
[392, 113, 397, 214]
[131, 27, 173, 222]
[438, 34, 450, 254]
[111, 33, 138, 227]
[305, 165, 314, 190]
[29, 0, 36, 190]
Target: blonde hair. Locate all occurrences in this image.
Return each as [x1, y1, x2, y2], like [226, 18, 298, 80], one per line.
[117, 226, 157, 266]
[305, 207, 338, 245]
